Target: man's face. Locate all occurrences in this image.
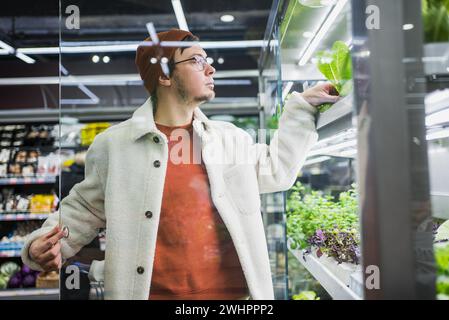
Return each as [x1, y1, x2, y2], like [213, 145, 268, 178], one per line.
[170, 45, 216, 105]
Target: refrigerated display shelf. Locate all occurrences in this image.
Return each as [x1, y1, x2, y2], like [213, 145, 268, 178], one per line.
[288, 246, 363, 300]
[0, 250, 22, 258]
[316, 94, 354, 142]
[0, 213, 52, 221]
[0, 288, 59, 300]
[0, 175, 57, 185]
[0, 146, 57, 151]
[431, 193, 449, 220]
[316, 94, 353, 130]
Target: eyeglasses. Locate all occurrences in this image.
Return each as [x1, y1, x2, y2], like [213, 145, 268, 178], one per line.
[173, 55, 212, 72]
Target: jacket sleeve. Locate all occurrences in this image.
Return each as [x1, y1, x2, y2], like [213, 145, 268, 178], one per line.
[21, 139, 107, 271]
[245, 91, 319, 194]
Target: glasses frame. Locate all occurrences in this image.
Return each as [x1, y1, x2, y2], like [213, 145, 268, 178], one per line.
[173, 55, 211, 71]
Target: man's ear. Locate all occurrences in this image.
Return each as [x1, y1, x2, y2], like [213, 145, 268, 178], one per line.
[158, 74, 171, 87]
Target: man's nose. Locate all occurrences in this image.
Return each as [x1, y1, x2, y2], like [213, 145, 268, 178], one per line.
[206, 64, 215, 76]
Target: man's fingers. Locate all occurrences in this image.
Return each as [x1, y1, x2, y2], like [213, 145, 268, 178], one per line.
[44, 225, 61, 239]
[322, 94, 340, 103]
[40, 243, 61, 264]
[37, 230, 64, 255]
[47, 229, 65, 245]
[43, 257, 61, 272]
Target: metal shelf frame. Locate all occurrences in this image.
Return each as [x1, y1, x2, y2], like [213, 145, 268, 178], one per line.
[288, 246, 362, 300]
[0, 213, 51, 221]
[0, 288, 59, 300]
[0, 175, 57, 186]
[0, 249, 22, 258]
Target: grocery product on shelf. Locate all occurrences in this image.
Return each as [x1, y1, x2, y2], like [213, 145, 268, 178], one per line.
[29, 194, 58, 214]
[35, 271, 59, 289]
[0, 221, 45, 251]
[0, 149, 59, 178]
[0, 262, 21, 289]
[0, 188, 58, 214]
[80, 122, 111, 146]
[0, 125, 55, 149]
[0, 123, 62, 179]
[36, 152, 59, 177]
[6, 264, 41, 289]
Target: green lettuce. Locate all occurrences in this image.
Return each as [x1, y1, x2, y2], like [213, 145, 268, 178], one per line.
[423, 0, 449, 42]
[315, 41, 353, 112]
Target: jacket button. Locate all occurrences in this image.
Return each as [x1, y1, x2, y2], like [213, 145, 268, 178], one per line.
[153, 160, 160, 168]
[137, 266, 145, 274]
[153, 136, 160, 144]
[145, 211, 153, 219]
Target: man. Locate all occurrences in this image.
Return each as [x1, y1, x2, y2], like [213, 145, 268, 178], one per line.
[21, 29, 339, 300]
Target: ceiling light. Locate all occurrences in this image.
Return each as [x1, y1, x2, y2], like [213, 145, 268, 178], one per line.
[0, 70, 260, 86]
[338, 148, 357, 157]
[303, 31, 314, 38]
[313, 128, 356, 148]
[102, 56, 110, 63]
[0, 40, 15, 54]
[220, 14, 235, 23]
[196, 40, 264, 49]
[14, 52, 35, 64]
[403, 24, 414, 31]
[308, 139, 357, 157]
[427, 128, 449, 140]
[0, 40, 35, 64]
[304, 156, 331, 166]
[217, 57, 224, 64]
[92, 55, 100, 63]
[426, 108, 449, 126]
[145, 23, 159, 44]
[17, 47, 59, 54]
[298, 0, 348, 66]
[425, 89, 449, 107]
[15, 40, 266, 55]
[171, 0, 189, 31]
[206, 57, 214, 65]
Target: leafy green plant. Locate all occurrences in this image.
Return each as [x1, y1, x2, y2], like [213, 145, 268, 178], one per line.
[435, 243, 449, 276]
[315, 41, 353, 113]
[292, 290, 320, 300]
[422, 0, 449, 42]
[435, 243, 449, 299]
[286, 182, 360, 264]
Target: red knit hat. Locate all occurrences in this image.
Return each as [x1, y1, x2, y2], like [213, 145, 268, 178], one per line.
[135, 29, 195, 94]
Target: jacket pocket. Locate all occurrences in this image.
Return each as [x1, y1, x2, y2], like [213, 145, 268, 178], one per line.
[223, 165, 261, 215]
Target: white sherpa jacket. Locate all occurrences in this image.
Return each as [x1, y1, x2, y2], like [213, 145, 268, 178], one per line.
[21, 91, 318, 300]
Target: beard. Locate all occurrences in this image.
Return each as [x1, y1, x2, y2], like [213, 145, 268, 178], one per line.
[193, 92, 215, 104]
[173, 73, 215, 105]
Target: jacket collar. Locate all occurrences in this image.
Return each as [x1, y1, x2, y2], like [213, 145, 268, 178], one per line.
[130, 97, 211, 141]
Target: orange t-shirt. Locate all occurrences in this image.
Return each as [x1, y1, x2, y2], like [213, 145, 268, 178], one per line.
[149, 120, 249, 300]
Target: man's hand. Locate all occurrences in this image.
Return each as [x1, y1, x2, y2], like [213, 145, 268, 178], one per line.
[29, 225, 66, 271]
[301, 82, 340, 107]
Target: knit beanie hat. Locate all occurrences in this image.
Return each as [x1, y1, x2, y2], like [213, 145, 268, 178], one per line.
[135, 29, 195, 94]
